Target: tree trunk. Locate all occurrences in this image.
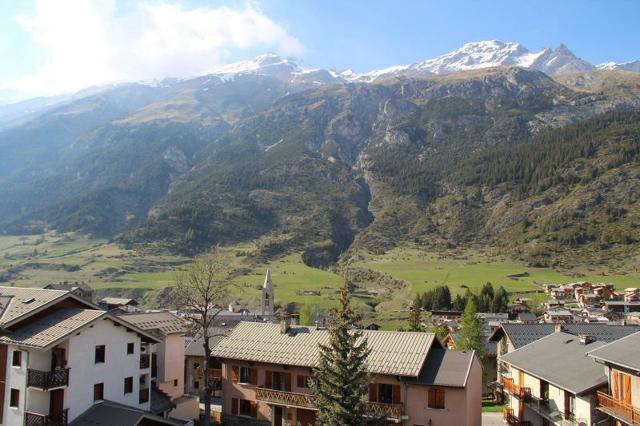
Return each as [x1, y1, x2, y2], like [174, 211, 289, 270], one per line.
[203, 337, 212, 426]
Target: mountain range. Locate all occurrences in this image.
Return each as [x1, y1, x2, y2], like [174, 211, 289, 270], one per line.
[1, 40, 640, 268]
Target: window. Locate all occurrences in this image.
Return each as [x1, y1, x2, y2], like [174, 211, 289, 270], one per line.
[124, 377, 133, 394]
[296, 375, 310, 388]
[11, 351, 21, 367]
[127, 343, 134, 355]
[239, 367, 252, 384]
[239, 399, 254, 417]
[564, 391, 575, 419]
[540, 380, 549, 405]
[95, 345, 105, 363]
[9, 389, 19, 408]
[379, 384, 394, 404]
[428, 388, 445, 409]
[94, 383, 104, 401]
[174, 379, 178, 387]
[193, 362, 200, 370]
[194, 380, 200, 389]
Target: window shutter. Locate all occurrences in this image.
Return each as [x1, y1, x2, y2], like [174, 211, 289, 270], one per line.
[231, 366, 239, 384]
[564, 391, 570, 416]
[392, 385, 401, 404]
[624, 375, 632, 405]
[0, 344, 7, 382]
[612, 371, 620, 400]
[428, 389, 435, 407]
[436, 390, 445, 409]
[231, 398, 239, 415]
[250, 401, 258, 417]
[369, 384, 378, 403]
[250, 368, 257, 385]
[265, 371, 272, 389]
[284, 373, 292, 392]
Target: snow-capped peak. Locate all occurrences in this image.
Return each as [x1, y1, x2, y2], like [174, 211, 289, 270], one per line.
[342, 40, 595, 82]
[209, 53, 316, 77]
[596, 60, 640, 72]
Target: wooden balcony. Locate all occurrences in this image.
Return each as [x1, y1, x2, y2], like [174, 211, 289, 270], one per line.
[503, 407, 532, 426]
[254, 387, 403, 421]
[196, 367, 222, 380]
[501, 377, 532, 402]
[140, 353, 150, 369]
[27, 368, 70, 391]
[596, 391, 640, 425]
[24, 409, 69, 426]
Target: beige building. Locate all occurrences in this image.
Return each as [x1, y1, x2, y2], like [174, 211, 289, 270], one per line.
[211, 321, 482, 426]
[588, 331, 640, 426]
[499, 332, 610, 425]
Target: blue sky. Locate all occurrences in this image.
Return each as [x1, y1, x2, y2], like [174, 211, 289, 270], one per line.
[1, 0, 638, 98]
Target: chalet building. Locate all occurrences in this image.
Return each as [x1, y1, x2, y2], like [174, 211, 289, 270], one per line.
[442, 333, 498, 396]
[588, 331, 640, 426]
[211, 321, 482, 426]
[115, 311, 199, 421]
[0, 286, 165, 425]
[499, 332, 610, 426]
[43, 282, 95, 303]
[543, 309, 574, 323]
[605, 301, 640, 315]
[99, 297, 140, 312]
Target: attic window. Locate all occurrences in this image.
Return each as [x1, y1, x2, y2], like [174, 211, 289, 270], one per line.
[21, 298, 35, 304]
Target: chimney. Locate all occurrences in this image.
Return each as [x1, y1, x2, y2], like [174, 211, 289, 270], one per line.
[290, 313, 299, 326]
[555, 323, 565, 333]
[280, 312, 291, 334]
[579, 334, 594, 345]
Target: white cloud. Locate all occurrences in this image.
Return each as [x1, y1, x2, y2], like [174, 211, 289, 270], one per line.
[3, 0, 304, 96]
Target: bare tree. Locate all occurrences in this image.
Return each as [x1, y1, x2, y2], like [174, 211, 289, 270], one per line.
[173, 249, 229, 426]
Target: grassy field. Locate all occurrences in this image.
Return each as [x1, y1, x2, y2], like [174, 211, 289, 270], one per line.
[1, 232, 638, 327]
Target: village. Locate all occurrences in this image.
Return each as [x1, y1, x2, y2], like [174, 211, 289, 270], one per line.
[0, 267, 637, 426]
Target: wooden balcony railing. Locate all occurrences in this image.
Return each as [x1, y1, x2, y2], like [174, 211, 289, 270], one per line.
[139, 388, 150, 404]
[140, 353, 150, 369]
[254, 387, 403, 420]
[503, 407, 532, 426]
[196, 367, 222, 380]
[24, 409, 69, 426]
[27, 368, 70, 391]
[596, 391, 640, 425]
[501, 377, 532, 402]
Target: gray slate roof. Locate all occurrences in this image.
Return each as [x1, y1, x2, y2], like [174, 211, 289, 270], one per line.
[185, 326, 232, 357]
[500, 332, 607, 395]
[69, 400, 186, 426]
[489, 323, 640, 349]
[588, 331, 640, 372]
[211, 321, 437, 377]
[409, 347, 475, 387]
[117, 311, 186, 335]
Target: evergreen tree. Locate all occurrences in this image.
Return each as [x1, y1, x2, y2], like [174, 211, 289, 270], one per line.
[456, 298, 485, 360]
[408, 297, 423, 331]
[452, 294, 466, 311]
[491, 286, 510, 313]
[312, 284, 371, 426]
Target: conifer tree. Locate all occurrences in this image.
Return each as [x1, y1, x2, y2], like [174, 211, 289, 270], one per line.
[312, 284, 371, 425]
[456, 297, 485, 360]
[408, 297, 423, 331]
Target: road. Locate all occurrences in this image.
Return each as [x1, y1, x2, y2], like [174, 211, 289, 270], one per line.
[482, 412, 503, 425]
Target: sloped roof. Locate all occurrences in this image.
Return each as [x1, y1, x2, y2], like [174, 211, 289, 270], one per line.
[0, 308, 106, 349]
[211, 321, 437, 377]
[489, 323, 640, 349]
[0, 286, 70, 325]
[101, 297, 138, 306]
[69, 400, 187, 426]
[150, 388, 176, 415]
[409, 347, 475, 387]
[500, 332, 607, 395]
[185, 327, 232, 357]
[588, 331, 640, 372]
[117, 312, 186, 335]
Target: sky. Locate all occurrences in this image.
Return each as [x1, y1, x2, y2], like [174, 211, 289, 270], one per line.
[0, 0, 639, 99]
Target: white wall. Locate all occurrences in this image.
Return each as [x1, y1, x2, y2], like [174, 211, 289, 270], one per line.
[65, 318, 151, 421]
[157, 334, 184, 399]
[4, 345, 26, 426]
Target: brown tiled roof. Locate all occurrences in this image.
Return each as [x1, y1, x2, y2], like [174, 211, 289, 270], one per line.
[0, 286, 70, 325]
[118, 311, 187, 335]
[0, 308, 106, 349]
[211, 321, 436, 377]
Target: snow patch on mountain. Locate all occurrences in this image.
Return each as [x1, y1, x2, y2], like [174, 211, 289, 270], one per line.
[597, 60, 640, 72]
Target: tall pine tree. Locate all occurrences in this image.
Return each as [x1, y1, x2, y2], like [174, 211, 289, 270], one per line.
[408, 297, 423, 331]
[312, 284, 371, 425]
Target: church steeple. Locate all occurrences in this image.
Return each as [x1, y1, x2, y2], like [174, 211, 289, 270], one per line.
[261, 269, 274, 317]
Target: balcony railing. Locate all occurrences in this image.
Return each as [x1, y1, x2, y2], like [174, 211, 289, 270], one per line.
[27, 368, 70, 391]
[196, 367, 222, 380]
[503, 407, 532, 426]
[501, 377, 532, 402]
[24, 409, 69, 426]
[596, 391, 640, 425]
[140, 353, 150, 369]
[254, 387, 403, 421]
[139, 388, 150, 404]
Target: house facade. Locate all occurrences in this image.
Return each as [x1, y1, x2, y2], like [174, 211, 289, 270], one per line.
[211, 321, 482, 426]
[588, 331, 640, 426]
[0, 286, 161, 425]
[499, 332, 610, 426]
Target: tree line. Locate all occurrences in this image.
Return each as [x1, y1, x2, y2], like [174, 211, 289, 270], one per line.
[415, 282, 509, 313]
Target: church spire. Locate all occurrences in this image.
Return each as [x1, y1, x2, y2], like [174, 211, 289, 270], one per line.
[261, 269, 274, 317]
